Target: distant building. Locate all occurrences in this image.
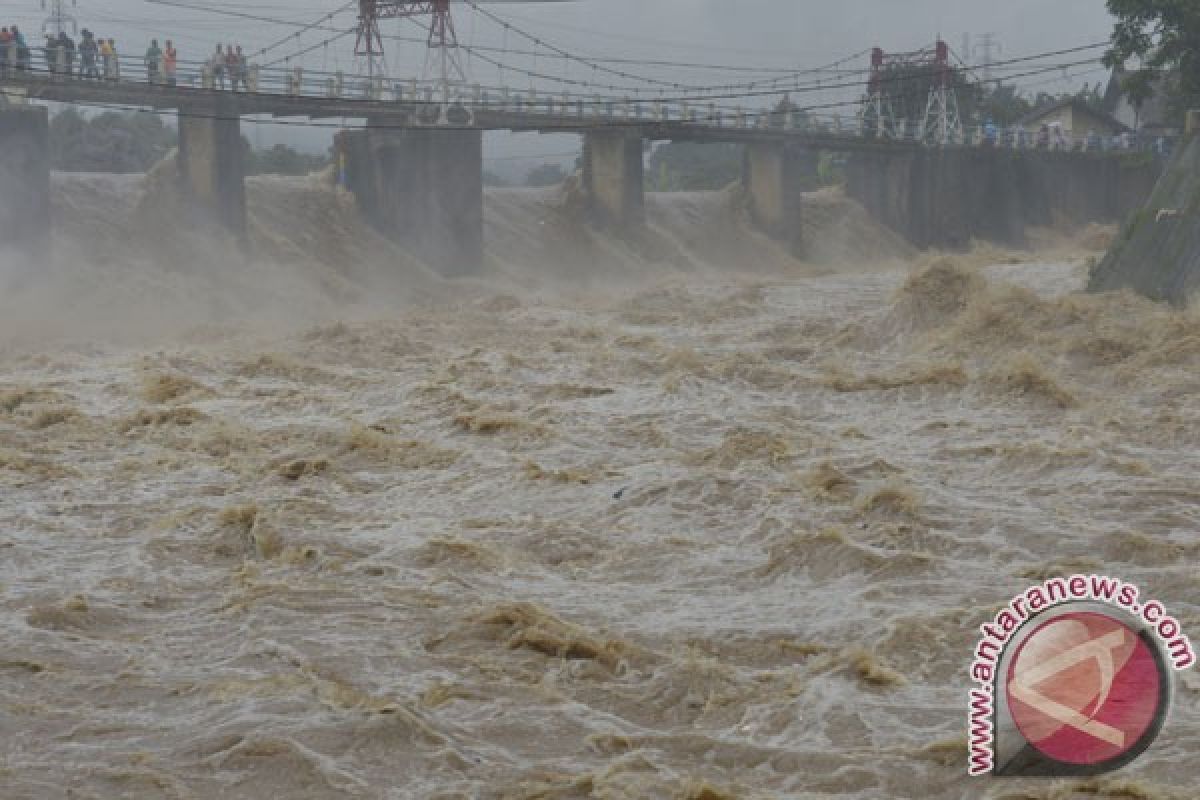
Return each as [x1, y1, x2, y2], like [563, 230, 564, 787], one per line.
[1018, 98, 1129, 141]
[1101, 67, 1179, 137]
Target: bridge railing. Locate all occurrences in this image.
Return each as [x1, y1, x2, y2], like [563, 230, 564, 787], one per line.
[0, 42, 1179, 156]
[1, 44, 827, 131]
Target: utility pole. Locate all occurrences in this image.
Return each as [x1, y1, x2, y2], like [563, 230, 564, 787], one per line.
[974, 32, 1001, 84]
[41, 0, 78, 37]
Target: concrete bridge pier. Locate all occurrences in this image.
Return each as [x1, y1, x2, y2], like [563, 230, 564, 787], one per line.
[743, 140, 812, 256]
[582, 130, 645, 230]
[336, 124, 483, 275]
[177, 99, 246, 239]
[0, 105, 51, 254]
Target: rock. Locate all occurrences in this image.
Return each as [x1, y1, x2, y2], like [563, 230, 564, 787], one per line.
[1089, 135, 1200, 306]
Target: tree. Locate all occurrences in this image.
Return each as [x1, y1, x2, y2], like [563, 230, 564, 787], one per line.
[524, 163, 567, 187]
[978, 84, 1033, 126]
[646, 142, 742, 191]
[869, 60, 983, 128]
[1105, 0, 1200, 124]
[50, 109, 176, 172]
[246, 143, 329, 176]
[1025, 83, 1106, 115]
[482, 170, 510, 187]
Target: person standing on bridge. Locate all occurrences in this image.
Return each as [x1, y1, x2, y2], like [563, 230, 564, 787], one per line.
[0, 28, 12, 77]
[210, 44, 226, 90]
[58, 31, 75, 77]
[79, 30, 98, 80]
[982, 119, 998, 148]
[145, 39, 162, 84]
[225, 44, 241, 92]
[43, 34, 57, 75]
[12, 26, 29, 72]
[1051, 122, 1067, 151]
[163, 40, 177, 86]
[101, 38, 117, 81]
[234, 45, 248, 91]
[224, 44, 240, 92]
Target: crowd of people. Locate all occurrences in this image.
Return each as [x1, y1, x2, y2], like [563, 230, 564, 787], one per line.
[205, 44, 251, 91]
[0, 25, 32, 73]
[1, 26, 252, 91]
[976, 118, 1172, 154]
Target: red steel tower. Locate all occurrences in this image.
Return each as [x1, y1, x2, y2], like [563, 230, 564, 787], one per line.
[860, 40, 963, 145]
[356, 2, 460, 75]
[355, 1, 571, 99]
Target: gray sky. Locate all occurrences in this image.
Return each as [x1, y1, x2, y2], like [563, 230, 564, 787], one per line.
[0, 0, 1115, 65]
[1, 0, 1119, 171]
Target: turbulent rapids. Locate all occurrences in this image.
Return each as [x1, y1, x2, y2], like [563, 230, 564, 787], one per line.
[1, 172, 1198, 799]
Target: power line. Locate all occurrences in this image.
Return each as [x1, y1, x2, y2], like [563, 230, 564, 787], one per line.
[974, 33, 1002, 84]
[142, 0, 354, 41]
[251, 1, 357, 61]
[130, 0, 1110, 109]
[456, 38, 1109, 105]
[262, 29, 357, 69]
[10, 51, 1113, 136]
[465, 2, 873, 96]
[9, 2, 1115, 121]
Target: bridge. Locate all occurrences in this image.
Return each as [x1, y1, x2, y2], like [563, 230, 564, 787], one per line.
[0, 12, 1160, 272]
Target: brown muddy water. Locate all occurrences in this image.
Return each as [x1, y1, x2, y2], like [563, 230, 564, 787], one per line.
[1, 176, 1198, 799]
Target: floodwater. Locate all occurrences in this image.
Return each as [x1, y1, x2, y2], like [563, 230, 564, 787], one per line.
[1, 175, 1198, 799]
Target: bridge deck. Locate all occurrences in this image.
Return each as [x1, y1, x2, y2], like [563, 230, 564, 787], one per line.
[2, 72, 922, 150]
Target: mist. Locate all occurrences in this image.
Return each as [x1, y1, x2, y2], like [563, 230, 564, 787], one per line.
[5, 2, 1200, 799]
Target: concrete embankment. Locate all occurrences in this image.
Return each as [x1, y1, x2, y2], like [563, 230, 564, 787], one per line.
[1088, 124, 1200, 306]
[846, 148, 1159, 251]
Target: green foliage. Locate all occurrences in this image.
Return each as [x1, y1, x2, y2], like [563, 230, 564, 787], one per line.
[1041, 83, 1105, 113]
[646, 142, 742, 191]
[973, 81, 1109, 127]
[524, 163, 568, 187]
[645, 142, 846, 193]
[245, 143, 329, 176]
[817, 153, 846, 187]
[978, 84, 1033, 126]
[483, 170, 510, 187]
[871, 62, 983, 125]
[50, 111, 328, 176]
[50, 108, 176, 173]
[1105, 0, 1200, 124]
[862, 58, 1105, 130]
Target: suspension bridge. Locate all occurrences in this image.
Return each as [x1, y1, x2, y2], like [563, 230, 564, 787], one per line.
[0, 0, 1156, 271]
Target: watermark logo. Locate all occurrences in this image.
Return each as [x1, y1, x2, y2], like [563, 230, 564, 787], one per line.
[968, 576, 1194, 777]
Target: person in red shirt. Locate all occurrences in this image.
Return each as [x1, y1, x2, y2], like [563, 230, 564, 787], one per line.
[225, 43, 240, 91]
[0, 28, 13, 76]
[163, 39, 177, 86]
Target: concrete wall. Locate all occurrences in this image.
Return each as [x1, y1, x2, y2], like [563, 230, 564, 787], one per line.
[743, 141, 814, 256]
[177, 101, 246, 238]
[0, 105, 50, 254]
[845, 148, 1160, 250]
[1088, 133, 1200, 306]
[337, 126, 483, 276]
[583, 131, 644, 230]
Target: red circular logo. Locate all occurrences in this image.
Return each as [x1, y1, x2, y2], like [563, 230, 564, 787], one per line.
[1006, 611, 1164, 766]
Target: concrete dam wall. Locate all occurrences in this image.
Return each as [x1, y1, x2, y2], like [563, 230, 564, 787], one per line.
[1088, 132, 1200, 306]
[845, 148, 1160, 250]
[0, 104, 50, 254]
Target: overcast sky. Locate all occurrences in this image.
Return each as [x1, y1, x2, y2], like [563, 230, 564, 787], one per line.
[0, 0, 1119, 170]
[0, 0, 1115, 60]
